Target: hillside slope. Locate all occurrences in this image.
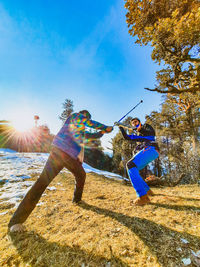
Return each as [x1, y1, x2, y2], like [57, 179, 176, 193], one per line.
[0, 171, 200, 267]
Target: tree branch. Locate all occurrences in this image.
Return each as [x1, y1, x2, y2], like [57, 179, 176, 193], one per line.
[144, 86, 200, 94]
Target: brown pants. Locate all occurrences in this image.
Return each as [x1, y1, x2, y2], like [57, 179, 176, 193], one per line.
[8, 146, 86, 228]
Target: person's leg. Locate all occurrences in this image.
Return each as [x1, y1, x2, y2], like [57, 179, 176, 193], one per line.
[126, 159, 148, 197]
[126, 147, 159, 205]
[133, 147, 159, 192]
[69, 161, 86, 203]
[61, 153, 86, 203]
[8, 148, 64, 228]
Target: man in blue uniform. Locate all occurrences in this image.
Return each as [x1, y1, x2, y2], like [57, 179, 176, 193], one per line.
[116, 117, 159, 206]
[9, 110, 113, 232]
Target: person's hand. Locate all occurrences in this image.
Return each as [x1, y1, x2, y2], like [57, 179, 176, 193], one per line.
[99, 126, 113, 134]
[105, 126, 113, 133]
[114, 122, 120, 126]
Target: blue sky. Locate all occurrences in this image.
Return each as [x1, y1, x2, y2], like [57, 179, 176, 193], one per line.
[0, 0, 162, 151]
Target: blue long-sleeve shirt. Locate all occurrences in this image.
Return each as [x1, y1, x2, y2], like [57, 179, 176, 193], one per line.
[119, 123, 159, 152]
[53, 113, 109, 159]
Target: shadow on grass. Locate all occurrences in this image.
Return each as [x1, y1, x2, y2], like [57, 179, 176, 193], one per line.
[8, 230, 128, 267]
[80, 202, 200, 267]
[149, 202, 200, 212]
[154, 193, 200, 202]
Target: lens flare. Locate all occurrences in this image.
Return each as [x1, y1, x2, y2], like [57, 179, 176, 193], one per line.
[0, 115, 42, 152]
[12, 119, 33, 132]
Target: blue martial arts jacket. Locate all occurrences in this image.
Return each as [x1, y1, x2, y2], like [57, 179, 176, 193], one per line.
[119, 123, 159, 152]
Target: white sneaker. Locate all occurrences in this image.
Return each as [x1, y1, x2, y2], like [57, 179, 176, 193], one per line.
[9, 224, 26, 233]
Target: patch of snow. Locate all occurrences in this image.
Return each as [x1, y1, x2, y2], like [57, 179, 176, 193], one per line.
[82, 162, 123, 180]
[0, 181, 34, 208]
[181, 238, 189, 244]
[36, 202, 45, 206]
[191, 250, 200, 258]
[182, 258, 191, 265]
[0, 148, 17, 154]
[0, 211, 8, 215]
[0, 148, 124, 211]
[47, 186, 57, 191]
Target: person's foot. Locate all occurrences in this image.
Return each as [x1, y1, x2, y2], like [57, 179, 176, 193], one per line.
[72, 198, 82, 204]
[72, 190, 83, 204]
[72, 199, 86, 206]
[147, 189, 155, 196]
[9, 224, 26, 233]
[133, 194, 150, 206]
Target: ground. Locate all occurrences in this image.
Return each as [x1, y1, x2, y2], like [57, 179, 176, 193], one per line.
[0, 172, 200, 267]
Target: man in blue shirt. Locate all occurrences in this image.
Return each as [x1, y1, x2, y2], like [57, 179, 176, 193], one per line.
[9, 110, 113, 232]
[116, 117, 159, 206]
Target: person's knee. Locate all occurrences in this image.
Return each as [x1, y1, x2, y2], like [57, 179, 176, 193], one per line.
[82, 171, 86, 180]
[81, 171, 86, 185]
[79, 170, 86, 181]
[126, 161, 137, 170]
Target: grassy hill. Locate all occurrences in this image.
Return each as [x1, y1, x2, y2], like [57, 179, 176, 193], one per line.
[0, 172, 200, 267]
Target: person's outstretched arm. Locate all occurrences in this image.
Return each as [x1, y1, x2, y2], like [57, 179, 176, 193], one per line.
[85, 119, 113, 132]
[119, 127, 155, 142]
[71, 113, 113, 133]
[84, 131, 104, 139]
[119, 126, 132, 140]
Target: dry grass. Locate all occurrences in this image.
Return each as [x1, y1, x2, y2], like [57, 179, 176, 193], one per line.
[0, 173, 200, 267]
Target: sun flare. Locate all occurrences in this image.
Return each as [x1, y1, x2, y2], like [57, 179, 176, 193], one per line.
[11, 113, 35, 132]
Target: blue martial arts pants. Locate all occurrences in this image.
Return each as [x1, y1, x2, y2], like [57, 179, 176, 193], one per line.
[126, 146, 159, 197]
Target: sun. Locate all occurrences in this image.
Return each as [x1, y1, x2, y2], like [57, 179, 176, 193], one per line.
[12, 120, 32, 132]
[11, 113, 35, 132]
